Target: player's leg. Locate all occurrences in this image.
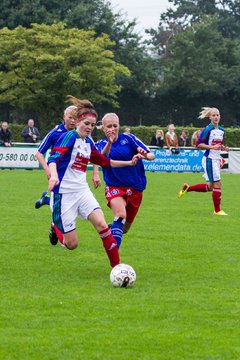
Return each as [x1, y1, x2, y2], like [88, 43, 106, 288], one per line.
[108, 196, 127, 248]
[124, 190, 143, 234]
[62, 230, 78, 250]
[88, 208, 120, 268]
[52, 193, 79, 249]
[178, 156, 210, 198]
[49, 193, 65, 246]
[35, 191, 50, 209]
[204, 158, 227, 215]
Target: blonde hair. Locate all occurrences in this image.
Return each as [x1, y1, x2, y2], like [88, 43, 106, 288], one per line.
[168, 123, 175, 131]
[64, 105, 77, 116]
[198, 107, 219, 119]
[102, 113, 119, 125]
[66, 95, 98, 119]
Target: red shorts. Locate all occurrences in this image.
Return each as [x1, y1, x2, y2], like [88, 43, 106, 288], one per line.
[105, 186, 143, 224]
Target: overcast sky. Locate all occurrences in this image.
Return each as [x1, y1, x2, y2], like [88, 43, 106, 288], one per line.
[110, 0, 173, 37]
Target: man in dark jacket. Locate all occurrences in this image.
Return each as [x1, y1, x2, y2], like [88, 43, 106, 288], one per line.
[21, 119, 40, 143]
[0, 121, 12, 147]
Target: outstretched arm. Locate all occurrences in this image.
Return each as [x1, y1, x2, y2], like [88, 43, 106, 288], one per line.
[137, 147, 155, 160]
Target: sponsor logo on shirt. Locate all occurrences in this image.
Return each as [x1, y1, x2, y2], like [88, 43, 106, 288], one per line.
[112, 189, 120, 195]
[126, 189, 132, 196]
[71, 154, 89, 172]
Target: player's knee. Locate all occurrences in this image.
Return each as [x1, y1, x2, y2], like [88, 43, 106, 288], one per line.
[95, 219, 108, 232]
[64, 237, 78, 250]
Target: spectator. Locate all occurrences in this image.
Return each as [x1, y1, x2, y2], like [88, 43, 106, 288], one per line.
[179, 129, 191, 147]
[123, 127, 131, 134]
[150, 129, 164, 148]
[21, 119, 40, 143]
[0, 121, 12, 147]
[191, 129, 202, 147]
[165, 124, 178, 149]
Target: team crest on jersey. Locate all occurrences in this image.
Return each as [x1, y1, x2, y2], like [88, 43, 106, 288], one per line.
[126, 189, 132, 196]
[120, 139, 128, 145]
[112, 189, 120, 195]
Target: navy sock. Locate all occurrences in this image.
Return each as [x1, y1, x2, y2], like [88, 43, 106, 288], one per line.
[111, 217, 125, 248]
[44, 196, 50, 206]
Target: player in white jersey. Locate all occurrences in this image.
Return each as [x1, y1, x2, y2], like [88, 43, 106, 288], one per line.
[178, 107, 229, 215]
[48, 96, 141, 268]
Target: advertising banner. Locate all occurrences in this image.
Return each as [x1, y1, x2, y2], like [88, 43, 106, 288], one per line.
[143, 149, 204, 172]
[0, 145, 39, 168]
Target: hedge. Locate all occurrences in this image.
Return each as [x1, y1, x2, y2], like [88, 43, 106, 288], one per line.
[7, 124, 240, 148]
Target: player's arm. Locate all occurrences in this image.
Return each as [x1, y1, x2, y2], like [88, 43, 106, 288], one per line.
[197, 142, 221, 150]
[36, 150, 51, 179]
[221, 144, 230, 151]
[137, 147, 155, 160]
[100, 129, 115, 156]
[90, 147, 140, 168]
[92, 164, 101, 188]
[48, 162, 59, 191]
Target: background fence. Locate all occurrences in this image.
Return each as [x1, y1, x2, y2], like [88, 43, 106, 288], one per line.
[1, 144, 240, 173]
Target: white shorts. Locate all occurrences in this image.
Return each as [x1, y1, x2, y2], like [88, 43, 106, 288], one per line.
[202, 156, 221, 183]
[51, 189, 101, 233]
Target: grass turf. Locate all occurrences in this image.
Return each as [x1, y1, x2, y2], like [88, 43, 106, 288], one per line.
[0, 170, 240, 359]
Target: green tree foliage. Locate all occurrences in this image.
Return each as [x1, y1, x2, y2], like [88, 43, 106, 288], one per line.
[0, 23, 130, 130]
[0, 0, 160, 126]
[148, 0, 240, 126]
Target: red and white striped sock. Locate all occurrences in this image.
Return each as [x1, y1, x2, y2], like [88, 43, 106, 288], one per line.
[99, 227, 120, 268]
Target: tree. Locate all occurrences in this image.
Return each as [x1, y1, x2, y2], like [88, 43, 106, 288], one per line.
[146, 0, 240, 125]
[0, 0, 161, 125]
[0, 23, 130, 130]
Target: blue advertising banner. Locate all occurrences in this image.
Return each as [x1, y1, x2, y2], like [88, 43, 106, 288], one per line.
[143, 149, 204, 172]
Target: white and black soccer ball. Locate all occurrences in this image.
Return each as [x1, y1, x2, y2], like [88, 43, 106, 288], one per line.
[110, 263, 136, 288]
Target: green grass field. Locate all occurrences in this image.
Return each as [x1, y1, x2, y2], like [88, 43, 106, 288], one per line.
[1, 170, 240, 360]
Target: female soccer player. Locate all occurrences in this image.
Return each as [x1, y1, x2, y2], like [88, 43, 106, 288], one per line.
[48, 98, 140, 268]
[178, 107, 230, 215]
[95, 113, 155, 249]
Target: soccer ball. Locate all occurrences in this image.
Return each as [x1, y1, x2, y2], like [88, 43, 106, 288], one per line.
[110, 263, 136, 288]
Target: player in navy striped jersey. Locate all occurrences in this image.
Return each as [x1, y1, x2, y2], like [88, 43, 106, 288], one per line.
[35, 105, 77, 209]
[95, 113, 155, 249]
[178, 107, 230, 215]
[48, 97, 141, 268]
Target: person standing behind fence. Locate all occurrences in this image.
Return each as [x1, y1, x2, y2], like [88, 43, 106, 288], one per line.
[21, 119, 40, 143]
[178, 107, 229, 216]
[191, 129, 202, 147]
[150, 129, 164, 148]
[179, 129, 190, 147]
[165, 124, 178, 149]
[0, 121, 12, 147]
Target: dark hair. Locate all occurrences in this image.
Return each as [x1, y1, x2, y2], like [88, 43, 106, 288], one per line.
[67, 95, 98, 118]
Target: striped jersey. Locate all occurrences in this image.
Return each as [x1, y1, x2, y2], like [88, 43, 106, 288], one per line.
[48, 130, 110, 194]
[38, 123, 67, 154]
[198, 123, 224, 160]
